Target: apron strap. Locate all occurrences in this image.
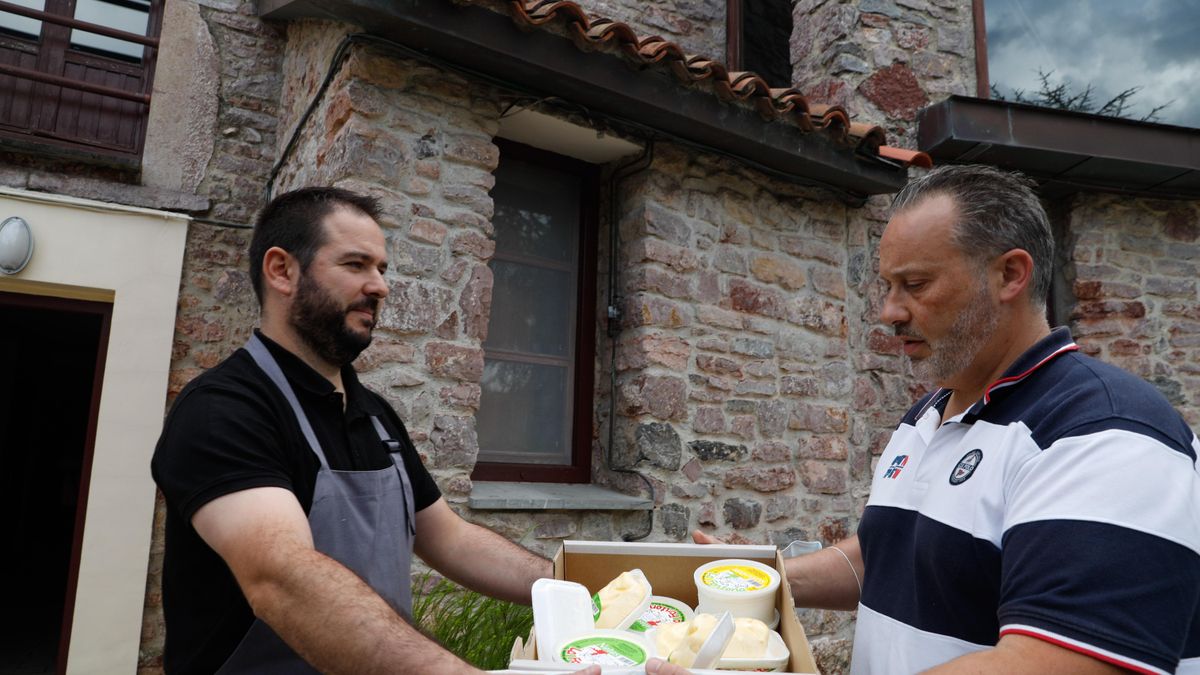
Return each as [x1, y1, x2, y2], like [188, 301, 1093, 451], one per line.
[370, 416, 416, 536]
[245, 334, 331, 470]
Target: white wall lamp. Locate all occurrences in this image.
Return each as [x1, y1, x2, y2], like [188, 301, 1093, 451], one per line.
[0, 216, 33, 275]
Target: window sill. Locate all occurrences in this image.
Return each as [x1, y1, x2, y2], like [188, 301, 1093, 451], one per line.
[468, 482, 652, 511]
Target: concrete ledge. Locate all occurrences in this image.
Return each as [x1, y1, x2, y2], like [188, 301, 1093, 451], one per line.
[469, 482, 652, 511]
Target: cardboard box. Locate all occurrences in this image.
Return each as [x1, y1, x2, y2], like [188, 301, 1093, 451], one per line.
[501, 540, 819, 674]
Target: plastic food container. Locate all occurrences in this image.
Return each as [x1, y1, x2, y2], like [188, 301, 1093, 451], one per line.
[553, 629, 652, 667]
[628, 595, 694, 632]
[693, 559, 780, 625]
[715, 627, 791, 672]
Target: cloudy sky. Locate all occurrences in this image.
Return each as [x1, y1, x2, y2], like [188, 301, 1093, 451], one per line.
[986, 0, 1200, 128]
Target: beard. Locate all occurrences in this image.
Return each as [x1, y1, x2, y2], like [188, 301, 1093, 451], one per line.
[289, 271, 378, 367]
[900, 277, 999, 386]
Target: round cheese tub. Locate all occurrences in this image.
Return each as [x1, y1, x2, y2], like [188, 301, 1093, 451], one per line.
[629, 595, 694, 632]
[553, 629, 653, 667]
[693, 559, 780, 624]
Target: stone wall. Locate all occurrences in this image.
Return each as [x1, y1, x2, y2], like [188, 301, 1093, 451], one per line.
[584, 0, 726, 61]
[1064, 194, 1200, 428]
[791, 0, 976, 148]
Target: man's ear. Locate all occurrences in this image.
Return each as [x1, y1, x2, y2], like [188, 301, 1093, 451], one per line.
[995, 248, 1036, 304]
[262, 246, 300, 299]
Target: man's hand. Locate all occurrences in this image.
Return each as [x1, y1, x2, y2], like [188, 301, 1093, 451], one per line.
[692, 529, 725, 544]
[645, 656, 690, 674]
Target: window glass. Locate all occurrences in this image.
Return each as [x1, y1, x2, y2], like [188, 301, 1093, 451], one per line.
[477, 153, 581, 468]
[491, 159, 578, 263]
[477, 360, 570, 465]
[486, 260, 572, 357]
[0, 0, 45, 39]
[986, 0, 1200, 128]
[70, 0, 150, 62]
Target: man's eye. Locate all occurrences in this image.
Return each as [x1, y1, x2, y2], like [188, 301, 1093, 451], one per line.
[345, 261, 364, 269]
[904, 281, 926, 291]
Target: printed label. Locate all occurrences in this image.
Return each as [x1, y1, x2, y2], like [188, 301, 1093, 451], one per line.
[591, 594, 601, 622]
[629, 601, 688, 631]
[701, 565, 772, 592]
[560, 637, 646, 666]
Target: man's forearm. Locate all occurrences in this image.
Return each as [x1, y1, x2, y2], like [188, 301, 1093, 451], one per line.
[432, 522, 552, 604]
[245, 546, 480, 675]
[784, 535, 862, 611]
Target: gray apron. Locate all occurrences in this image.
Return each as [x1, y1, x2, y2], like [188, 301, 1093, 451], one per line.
[215, 334, 417, 674]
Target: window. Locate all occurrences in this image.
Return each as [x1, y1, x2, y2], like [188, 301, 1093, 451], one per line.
[0, 0, 163, 163]
[726, 0, 794, 87]
[978, 0, 1200, 128]
[472, 140, 599, 483]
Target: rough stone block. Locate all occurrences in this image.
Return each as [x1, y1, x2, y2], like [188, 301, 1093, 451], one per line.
[799, 460, 848, 495]
[379, 279, 454, 334]
[692, 406, 726, 433]
[723, 498, 763, 529]
[687, 439, 749, 462]
[430, 414, 479, 468]
[724, 466, 796, 493]
[660, 503, 691, 541]
[621, 375, 688, 421]
[635, 422, 683, 470]
[425, 342, 484, 382]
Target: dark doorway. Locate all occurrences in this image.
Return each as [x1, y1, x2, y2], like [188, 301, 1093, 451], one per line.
[0, 291, 111, 675]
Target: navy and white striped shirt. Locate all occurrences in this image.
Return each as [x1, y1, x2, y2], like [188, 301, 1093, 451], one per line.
[853, 327, 1200, 674]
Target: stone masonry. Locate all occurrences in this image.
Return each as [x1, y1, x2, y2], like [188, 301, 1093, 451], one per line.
[1066, 194, 1200, 427]
[791, 0, 976, 148]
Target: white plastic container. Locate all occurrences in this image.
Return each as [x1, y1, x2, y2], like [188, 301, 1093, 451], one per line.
[628, 595, 694, 632]
[693, 558, 780, 625]
[715, 628, 791, 672]
[552, 629, 653, 667]
[530, 579, 597, 663]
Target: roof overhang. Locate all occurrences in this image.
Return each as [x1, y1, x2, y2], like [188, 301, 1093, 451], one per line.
[918, 95, 1200, 200]
[257, 0, 907, 199]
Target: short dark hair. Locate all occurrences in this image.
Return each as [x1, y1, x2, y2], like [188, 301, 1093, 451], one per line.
[890, 164, 1053, 307]
[248, 186, 382, 303]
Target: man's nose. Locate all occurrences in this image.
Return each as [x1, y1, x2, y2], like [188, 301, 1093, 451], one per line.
[879, 287, 908, 326]
[365, 267, 389, 298]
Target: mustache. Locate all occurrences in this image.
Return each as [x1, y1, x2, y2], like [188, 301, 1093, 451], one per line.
[894, 325, 923, 340]
[349, 297, 379, 314]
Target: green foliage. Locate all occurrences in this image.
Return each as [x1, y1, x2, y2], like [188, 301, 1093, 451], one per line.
[411, 573, 534, 670]
[991, 68, 1172, 122]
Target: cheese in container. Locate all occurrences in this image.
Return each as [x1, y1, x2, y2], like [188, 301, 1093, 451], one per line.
[693, 558, 780, 625]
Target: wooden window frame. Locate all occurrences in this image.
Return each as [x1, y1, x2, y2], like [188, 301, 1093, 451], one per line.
[471, 139, 599, 484]
[0, 0, 163, 165]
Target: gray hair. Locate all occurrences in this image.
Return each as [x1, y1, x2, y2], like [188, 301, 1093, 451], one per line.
[890, 164, 1053, 306]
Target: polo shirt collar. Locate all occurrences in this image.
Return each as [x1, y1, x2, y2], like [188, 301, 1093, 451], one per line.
[252, 330, 385, 418]
[963, 326, 1079, 418]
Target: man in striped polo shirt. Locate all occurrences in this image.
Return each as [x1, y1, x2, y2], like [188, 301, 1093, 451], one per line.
[649, 165, 1199, 675]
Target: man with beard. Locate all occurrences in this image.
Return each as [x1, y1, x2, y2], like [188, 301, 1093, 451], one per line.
[152, 187, 597, 675]
[649, 165, 1199, 675]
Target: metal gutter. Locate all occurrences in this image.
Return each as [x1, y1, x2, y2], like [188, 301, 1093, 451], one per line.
[257, 0, 907, 198]
[918, 95, 1200, 200]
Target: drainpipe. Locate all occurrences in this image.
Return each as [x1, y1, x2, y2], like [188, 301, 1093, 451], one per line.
[605, 140, 654, 541]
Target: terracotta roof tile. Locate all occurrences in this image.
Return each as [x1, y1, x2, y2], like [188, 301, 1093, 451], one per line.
[489, 0, 930, 169]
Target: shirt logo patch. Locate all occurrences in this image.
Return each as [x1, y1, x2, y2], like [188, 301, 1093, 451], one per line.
[949, 449, 983, 485]
[883, 454, 909, 479]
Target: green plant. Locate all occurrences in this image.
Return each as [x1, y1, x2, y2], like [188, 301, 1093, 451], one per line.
[411, 572, 534, 670]
[991, 68, 1172, 122]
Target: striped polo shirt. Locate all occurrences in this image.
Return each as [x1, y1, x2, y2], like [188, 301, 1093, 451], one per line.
[852, 327, 1200, 674]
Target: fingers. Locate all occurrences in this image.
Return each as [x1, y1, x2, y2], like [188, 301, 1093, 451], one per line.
[645, 656, 690, 674]
[692, 529, 725, 545]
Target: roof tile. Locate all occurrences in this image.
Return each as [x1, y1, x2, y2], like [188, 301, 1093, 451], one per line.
[490, 0, 930, 169]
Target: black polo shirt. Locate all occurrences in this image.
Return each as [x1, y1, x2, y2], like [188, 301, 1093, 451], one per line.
[151, 331, 440, 675]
